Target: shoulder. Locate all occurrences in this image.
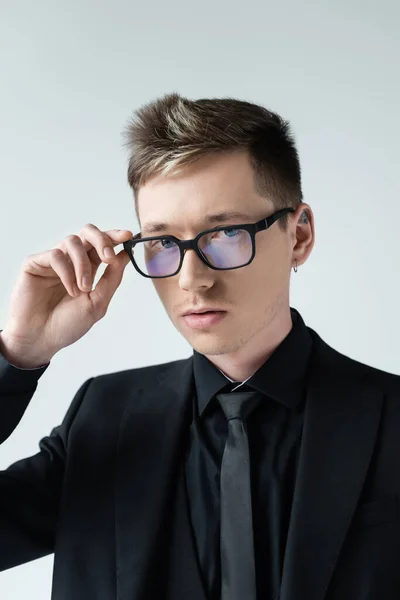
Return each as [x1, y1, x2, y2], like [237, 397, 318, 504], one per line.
[309, 327, 400, 397]
[90, 355, 192, 389]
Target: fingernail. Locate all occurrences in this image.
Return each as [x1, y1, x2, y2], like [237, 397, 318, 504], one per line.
[82, 275, 91, 289]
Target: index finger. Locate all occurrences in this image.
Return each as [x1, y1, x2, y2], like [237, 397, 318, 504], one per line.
[80, 227, 133, 269]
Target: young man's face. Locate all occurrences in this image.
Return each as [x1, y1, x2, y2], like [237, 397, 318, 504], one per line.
[137, 150, 314, 359]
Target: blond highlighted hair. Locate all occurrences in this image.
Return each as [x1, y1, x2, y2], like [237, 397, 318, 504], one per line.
[122, 92, 303, 231]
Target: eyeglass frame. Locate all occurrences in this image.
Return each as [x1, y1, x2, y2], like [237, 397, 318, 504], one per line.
[122, 207, 296, 279]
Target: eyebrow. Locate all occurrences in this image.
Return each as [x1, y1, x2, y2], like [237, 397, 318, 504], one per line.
[141, 211, 253, 236]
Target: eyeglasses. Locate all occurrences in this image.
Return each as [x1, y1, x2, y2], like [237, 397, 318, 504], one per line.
[122, 207, 295, 279]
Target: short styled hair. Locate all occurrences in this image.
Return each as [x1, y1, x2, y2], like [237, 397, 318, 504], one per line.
[122, 92, 303, 232]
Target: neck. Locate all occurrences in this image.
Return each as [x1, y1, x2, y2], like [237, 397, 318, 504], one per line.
[205, 305, 293, 382]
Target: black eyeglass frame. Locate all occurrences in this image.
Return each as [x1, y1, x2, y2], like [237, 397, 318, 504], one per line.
[123, 207, 295, 279]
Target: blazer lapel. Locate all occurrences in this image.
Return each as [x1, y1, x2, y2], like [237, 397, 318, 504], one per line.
[115, 355, 207, 600]
[280, 329, 385, 600]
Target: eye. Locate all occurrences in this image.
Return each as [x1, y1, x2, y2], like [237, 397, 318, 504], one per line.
[210, 228, 240, 239]
[150, 238, 175, 249]
[223, 228, 240, 237]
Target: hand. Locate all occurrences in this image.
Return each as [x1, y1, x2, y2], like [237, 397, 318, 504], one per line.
[1, 224, 134, 365]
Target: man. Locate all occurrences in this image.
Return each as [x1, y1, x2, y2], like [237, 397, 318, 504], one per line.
[1, 92, 400, 600]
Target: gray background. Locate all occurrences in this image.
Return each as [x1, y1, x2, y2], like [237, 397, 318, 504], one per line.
[1, 0, 399, 597]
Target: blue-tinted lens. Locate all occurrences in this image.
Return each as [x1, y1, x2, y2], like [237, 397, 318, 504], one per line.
[134, 238, 181, 277]
[198, 228, 252, 268]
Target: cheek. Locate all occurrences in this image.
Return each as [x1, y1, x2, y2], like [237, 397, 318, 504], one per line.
[241, 254, 270, 283]
[236, 255, 286, 300]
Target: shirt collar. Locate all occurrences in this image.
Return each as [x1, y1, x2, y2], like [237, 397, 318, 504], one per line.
[192, 306, 314, 417]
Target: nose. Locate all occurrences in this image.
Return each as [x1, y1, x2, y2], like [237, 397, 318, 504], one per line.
[178, 248, 215, 291]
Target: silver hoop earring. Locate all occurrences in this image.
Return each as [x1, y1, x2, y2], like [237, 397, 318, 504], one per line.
[293, 260, 298, 273]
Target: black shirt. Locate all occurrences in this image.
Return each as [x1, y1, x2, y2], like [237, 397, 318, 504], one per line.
[184, 307, 314, 600]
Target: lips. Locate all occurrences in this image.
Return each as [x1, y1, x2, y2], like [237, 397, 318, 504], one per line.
[187, 310, 218, 315]
[182, 308, 225, 316]
[182, 311, 227, 329]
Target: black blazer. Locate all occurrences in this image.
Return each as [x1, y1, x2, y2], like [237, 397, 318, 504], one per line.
[1, 324, 400, 600]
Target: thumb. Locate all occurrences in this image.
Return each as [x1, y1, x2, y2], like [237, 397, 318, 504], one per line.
[90, 248, 131, 314]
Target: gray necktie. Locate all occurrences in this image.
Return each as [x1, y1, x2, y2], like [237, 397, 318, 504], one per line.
[216, 387, 262, 600]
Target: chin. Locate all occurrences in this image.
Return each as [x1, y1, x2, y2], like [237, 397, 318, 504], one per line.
[188, 335, 240, 357]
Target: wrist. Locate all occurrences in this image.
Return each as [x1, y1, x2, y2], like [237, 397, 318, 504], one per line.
[0, 332, 51, 369]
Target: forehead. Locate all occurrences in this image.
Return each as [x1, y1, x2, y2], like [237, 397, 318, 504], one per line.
[140, 210, 255, 237]
[137, 151, 269, 235]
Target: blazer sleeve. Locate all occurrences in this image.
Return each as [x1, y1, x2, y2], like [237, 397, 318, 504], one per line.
[0, 348, 94, 571]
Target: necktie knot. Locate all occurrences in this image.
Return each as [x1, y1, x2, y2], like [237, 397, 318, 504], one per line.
[216, 390, 261, 421]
